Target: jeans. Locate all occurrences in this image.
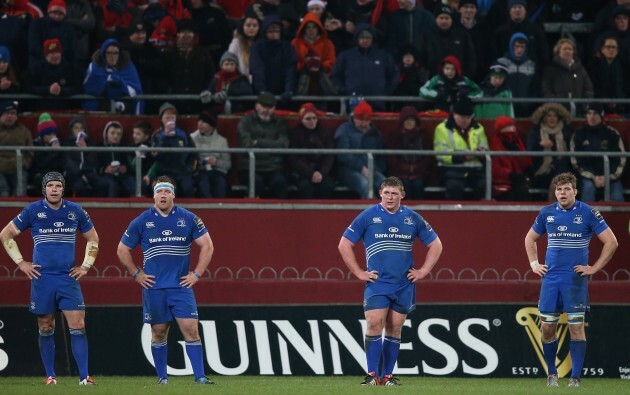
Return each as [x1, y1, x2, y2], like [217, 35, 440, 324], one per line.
[337, 167, 385, 199]
[579, 178, 624, 202]
[196, 170, 228, 198]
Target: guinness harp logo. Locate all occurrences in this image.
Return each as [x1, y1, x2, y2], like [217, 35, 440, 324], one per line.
[516, 307, 586, 378]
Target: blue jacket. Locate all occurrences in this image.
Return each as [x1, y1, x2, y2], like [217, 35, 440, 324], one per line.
[334, 118, 386, 174]
[83, 39, 144, 114]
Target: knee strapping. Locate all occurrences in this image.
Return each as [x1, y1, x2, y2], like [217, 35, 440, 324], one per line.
[69, 328, 85, 335]
[567, 313, 585, 324]
[540, 313, 560, 323]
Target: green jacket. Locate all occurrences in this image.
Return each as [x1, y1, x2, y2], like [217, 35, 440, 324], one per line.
[474, 88, 514, 119]
[433, 117, 488, 167]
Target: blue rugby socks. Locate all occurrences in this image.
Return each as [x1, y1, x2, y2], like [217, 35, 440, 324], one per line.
[151, 341, 168, 379]
[69, 328, 89, 381]
[38, 330, 56, 378]
[364, 334, 383, 377]
[542, 339, 558, 375]
[569, 339, 587, 379]
[381, 336, 401, 378]
[185, 340, 205, 380]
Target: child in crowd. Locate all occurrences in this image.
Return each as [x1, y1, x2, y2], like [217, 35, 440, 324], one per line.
[419, 55, 481, 112]
[497, 33, 538, 117]
[474, 63, 514, 119]
[199, 51, 252, 114]
[130, 120, 156, 196]
[394, 45, 429, 108]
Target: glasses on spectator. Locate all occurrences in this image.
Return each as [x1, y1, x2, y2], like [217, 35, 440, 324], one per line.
[303, 116, 318, 121]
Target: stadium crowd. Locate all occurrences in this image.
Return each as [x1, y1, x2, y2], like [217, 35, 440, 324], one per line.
[0, 0, 629, 200]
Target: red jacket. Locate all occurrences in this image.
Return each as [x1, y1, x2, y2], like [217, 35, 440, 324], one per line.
[490, 132, 532, 195]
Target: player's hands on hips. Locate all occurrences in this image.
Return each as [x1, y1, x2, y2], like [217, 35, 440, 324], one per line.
[357, 270, 379, 283]
[407, 268, 429, 283]
[69, 265, 89, 280]
[574, 264, 596, 277]
[180, 272, 200, 288]
[531, 263, 548, 277]
[136, 271, 155, 289]
[17, 260, 41, 279]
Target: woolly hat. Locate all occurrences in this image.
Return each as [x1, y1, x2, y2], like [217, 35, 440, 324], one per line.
[0, 101, 18, 116]
[219, 51, 239, 66]
[612, 5, 630, 18]
[399, 106, 420, 123]
[494, 115, 515, 132]
[0, 46, 10, 64]
[159, 102, 177, 117]
[257, 92, 277, 107]
[452, 98, 474, 116]
[434, 5, 453, 18]
[508, 0, 526, 9]
[307, 0, 326, 9]
[198, 110, 217, 127]
[587, 103, 605, 118]
[47, 0, 67, 15]
[177, 18, 197, 33]
[353, 100, 373, 120]
[489, 63, 508, 77]
[127, 19, 148, 36]
[459, 0, 477, 8]
[298, 102, 323, 121]
[43, 38, 63, 56]
[37, 113, 59, 137]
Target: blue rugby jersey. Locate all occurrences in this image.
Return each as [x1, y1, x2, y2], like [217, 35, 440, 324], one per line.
[121, 205, 208, 289]
[342, 204, 438, 284]
[531, 200, 608, 273]
[12, 200, 94, 275]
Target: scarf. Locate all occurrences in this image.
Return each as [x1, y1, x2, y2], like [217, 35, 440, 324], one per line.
[535, 120, 566, 176]
[213, 69, 241, 91]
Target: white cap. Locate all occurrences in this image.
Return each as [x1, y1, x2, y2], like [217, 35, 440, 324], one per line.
[307, 0, 326, 9]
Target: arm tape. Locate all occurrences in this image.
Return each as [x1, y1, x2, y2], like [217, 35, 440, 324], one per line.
[2, 238, 24, 264]
[192, 271, 201, 279]
[530, 260, 540, 270]
[81, 240, 99, 268]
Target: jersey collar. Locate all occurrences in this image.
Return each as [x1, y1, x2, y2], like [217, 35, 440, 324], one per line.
[554, 200, 579, 212]
[151, 205, 177, 217]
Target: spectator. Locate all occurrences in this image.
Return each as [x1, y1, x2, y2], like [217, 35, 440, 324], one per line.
[456, 0, 494, 82]
[570, 103, 626, 202]
[419, 55, 481, 113]
[145, 3, 177, 52]
[249, 15, 297, 102]
[95, 121, 136, 197]
[494, 0, 549, 68]
[228, 16, 261, 80]
[385, 0, 434, 59]
[83, 38, 144, 114]
[474, 63, 514, 119]
[592, 0, 630, 43]
[310, 0, 349, 54]
[0, 46, 20, 94]
[288, 102, 335, 199]
[343, 0, 390, 48]
[334, 100, 387, 199]
[94, 0, 138, 44]
[151, 102, 196, 198]
[190, 110, 231, 198]
[496, 32, 538, 117]
[393, 45, 430, 102]
[188, 0, 231, 65]
[331, 23, 399, 111]
[588, 36, 630, 115]
[0, 101, 32, 196]
[594, 6, 630, 69]
[527, 103, 573, 192]
[0, 10, 30, 71]
[30, 113, 65, 193]
[291, 12, 336, 96]
[418, 5, 477, 78]
[25, 38, 81, 111]
[65, 0, 95, 68]
[490, 115, 531, 201]
[236, 92, 289, 198]
[129, 120, 155, 197]
[165, 18, 215, 114]
[63, 116, 108, 197]
[246, 0, 281, 22]
[387, 105, 434, 200]
[433, 98, 488, 200]
[27, 0, 77, 66]
[199, 51, 253, 114]
[120, 18, 164, 113]
[541, 38, 594, 114]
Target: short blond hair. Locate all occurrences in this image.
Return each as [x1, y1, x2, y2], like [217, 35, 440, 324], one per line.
[553, 38, 576, 56]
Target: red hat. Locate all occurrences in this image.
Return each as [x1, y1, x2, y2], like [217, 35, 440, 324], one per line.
[47, 0, 67, 16]
[43, 38, 63, 56]
[353, 100, 373, 120]
[298, 102, 324, 120]
[494, 115, 515, 132]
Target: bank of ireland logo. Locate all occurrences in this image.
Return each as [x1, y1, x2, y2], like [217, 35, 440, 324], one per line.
[516, 307, 585, 378]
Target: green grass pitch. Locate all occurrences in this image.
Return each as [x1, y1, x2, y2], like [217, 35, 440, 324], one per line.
[0, 376, 628, 394]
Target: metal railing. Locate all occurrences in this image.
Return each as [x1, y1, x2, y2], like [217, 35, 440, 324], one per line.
[2, 146, 628, 200]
